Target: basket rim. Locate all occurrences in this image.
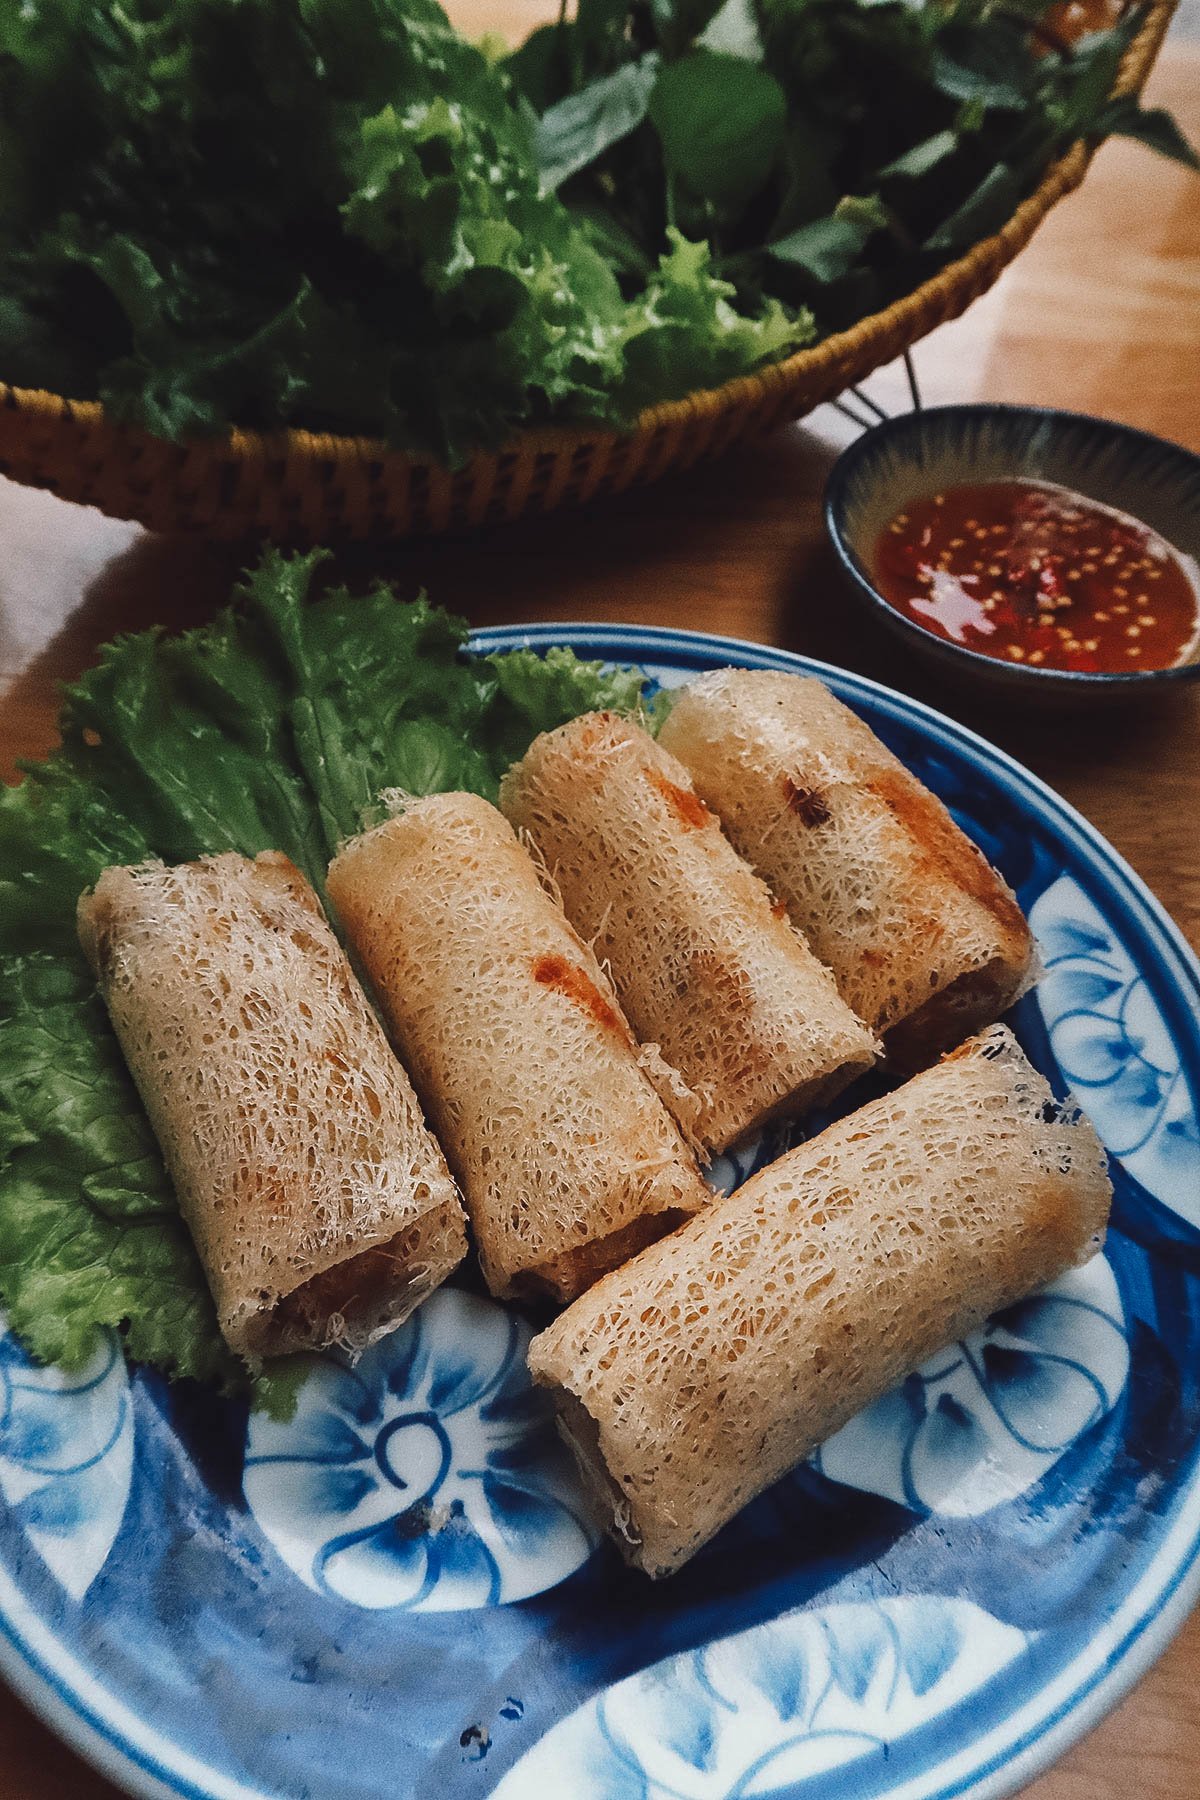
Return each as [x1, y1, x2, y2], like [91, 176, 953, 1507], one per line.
[0, 0, 1176, 470]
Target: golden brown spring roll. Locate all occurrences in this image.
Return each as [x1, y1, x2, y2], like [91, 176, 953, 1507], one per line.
[658, 669, 1036, 1066]
[77, 852, 467, 1360]
[326, 793, 711, 1304]
[499, 712, 878, 1153]
[529, 1024, 1110, 1577]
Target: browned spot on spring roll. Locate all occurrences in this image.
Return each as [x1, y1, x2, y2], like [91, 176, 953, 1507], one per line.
[77, 852, 466, 1361]
[326, 793, 710, 1305]
[528, 1025, 1110, 1577]
[531, 952, 629, 1038]
[500, 711, 878, 1153]
[658, 669, 1036, 1066]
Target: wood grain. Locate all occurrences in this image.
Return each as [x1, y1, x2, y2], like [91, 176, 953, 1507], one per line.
[0, 35, 1197, 1800]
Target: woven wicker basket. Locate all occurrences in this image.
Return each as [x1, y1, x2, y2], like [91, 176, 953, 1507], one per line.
[0, 0, 1174, 541]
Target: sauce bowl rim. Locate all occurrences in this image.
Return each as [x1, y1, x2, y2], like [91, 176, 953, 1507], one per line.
[823, 401, 1200, 688]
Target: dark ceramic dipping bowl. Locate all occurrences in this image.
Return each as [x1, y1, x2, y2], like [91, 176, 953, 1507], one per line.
[824, 404, 1200, 704]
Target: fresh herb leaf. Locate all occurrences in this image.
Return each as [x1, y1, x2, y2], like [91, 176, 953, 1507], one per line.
[923, 161, 1022, 250]
[0, 0, 799, 463]
[1092, 99, 1200, 170]
[698, 0, 765, 61]
[0, 0, 1191, 461]
[930, 25, 1034, 112]
[1046, 16, 1139, 136]
[878, 129, 960, 182]
[252, 1356, 330, 1422]
[649, 50, 787, 210]
[535, 57, 660, 192]
[769, 194, 889, 282]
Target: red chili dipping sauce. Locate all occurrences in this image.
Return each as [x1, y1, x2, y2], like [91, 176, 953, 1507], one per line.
[872, 479, 1200, 673]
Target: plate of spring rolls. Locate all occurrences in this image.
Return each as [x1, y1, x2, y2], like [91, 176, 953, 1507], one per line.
[1, 599, 1199, 1800]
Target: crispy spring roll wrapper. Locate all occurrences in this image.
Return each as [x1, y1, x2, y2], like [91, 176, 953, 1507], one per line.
[499, 712, 878, 1154]
[77, 852, 467, 1361]
[326, 794, 711, 1304]
[658, 669, 1036, 1067]
[529, 1025, 1111, 1577]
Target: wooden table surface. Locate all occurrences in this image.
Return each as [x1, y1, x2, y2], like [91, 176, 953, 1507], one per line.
[0, 30, 1197, 1800]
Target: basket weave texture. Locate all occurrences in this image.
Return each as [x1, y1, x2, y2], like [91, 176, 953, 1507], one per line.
[0, 0, 1175, 541]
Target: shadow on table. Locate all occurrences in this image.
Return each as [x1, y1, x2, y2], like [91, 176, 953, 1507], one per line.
[3, 420, 1193, 790]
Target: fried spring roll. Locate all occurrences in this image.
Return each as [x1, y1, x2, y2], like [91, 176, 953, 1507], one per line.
[658, 670, 1036, 1065]
[327, 794, 711, 1304]
[499, 712, 878, 1153]
[77, 852, 466, 1360]
[529, 1025, 1111, 1577]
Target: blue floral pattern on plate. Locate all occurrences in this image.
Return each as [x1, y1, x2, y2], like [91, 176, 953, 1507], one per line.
[704, 1134, 778, 1197]
[814, 1257, 1128, 1517]
[243, 1287, 597, 1610]
[1, 625, 1199, 1800]
[491, 1596, 1029, 1800]
[1031, 874, 1200, 1226]
[0, 1321, 132, 1602]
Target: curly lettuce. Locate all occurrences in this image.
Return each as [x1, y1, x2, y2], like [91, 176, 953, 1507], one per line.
[0, 551, 648, 1393]
[0, 0, 810, 463]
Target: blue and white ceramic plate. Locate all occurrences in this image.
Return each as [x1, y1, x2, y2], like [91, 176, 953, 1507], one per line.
[2, 624, 1199, 1800]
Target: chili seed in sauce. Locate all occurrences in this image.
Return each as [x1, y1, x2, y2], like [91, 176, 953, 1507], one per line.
[872, 479, 1200, 673]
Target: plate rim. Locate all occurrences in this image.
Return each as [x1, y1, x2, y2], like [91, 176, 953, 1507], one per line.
[1, 620, 1197, 1800]
[473, 621, 1200, 1800]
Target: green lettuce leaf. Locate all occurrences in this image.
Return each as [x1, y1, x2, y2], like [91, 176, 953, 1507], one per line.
[616, 230, 813, 410]
[0, 0, 640, 463]
[0, 0, 829, 461]
[0, 550, 649, 1391]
